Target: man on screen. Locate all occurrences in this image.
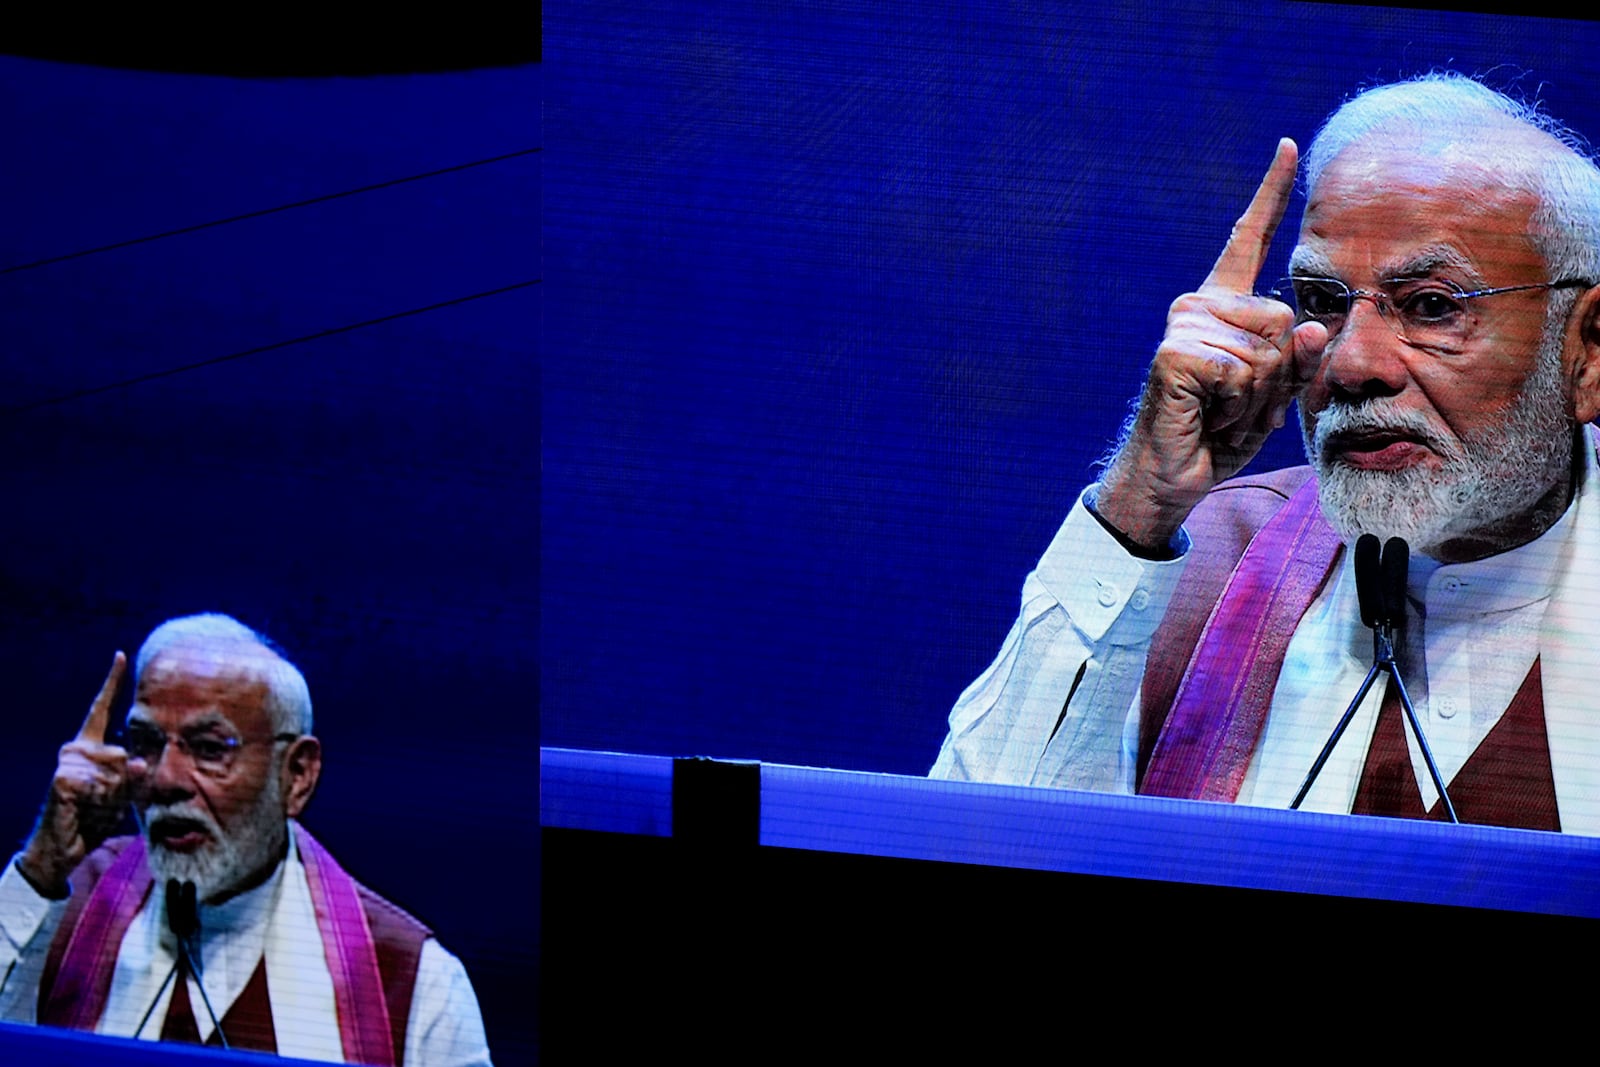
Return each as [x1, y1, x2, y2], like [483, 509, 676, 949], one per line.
[0, 613, 492, 1064]
[932, 74, 1600, 833]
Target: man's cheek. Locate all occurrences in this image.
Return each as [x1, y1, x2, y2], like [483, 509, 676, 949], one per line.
[1298, 408, 1323, 458]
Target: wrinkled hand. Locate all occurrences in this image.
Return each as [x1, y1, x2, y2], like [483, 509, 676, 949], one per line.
[16, 652, 143, 898]
[1097, 139, 1329, 551]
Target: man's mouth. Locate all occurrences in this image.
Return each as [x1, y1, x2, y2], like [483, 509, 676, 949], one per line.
[1324, 429, 1434, 471]
[148, 816, 212, 854]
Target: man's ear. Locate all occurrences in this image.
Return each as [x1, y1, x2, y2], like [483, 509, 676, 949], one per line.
[1568, 282, 1600, 426]
[280, 736, 323, 818]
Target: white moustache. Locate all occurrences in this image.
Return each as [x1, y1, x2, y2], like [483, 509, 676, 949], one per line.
[144, 803, 223, 843]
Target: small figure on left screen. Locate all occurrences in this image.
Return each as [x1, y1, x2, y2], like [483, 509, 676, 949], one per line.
[0, 612, 492, 1065]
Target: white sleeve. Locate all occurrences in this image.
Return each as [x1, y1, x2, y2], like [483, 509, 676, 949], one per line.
[930, 486, 1190, 792]
[404, 938, 493, 1067]
[0, 856, 71, 1023]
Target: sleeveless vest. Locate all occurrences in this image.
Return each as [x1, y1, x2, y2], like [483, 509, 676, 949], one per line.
[37, 825, 430, 1065]
[1134, 467, 1561, 830]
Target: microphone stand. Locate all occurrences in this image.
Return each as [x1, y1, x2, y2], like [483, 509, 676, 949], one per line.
[168, 880, 230, 1049]
[131, 878, 230, 1048]
[1289, 536, 1458, 823]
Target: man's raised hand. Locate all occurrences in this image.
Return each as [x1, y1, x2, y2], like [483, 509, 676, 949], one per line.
[1096, 139, 1328, 551]
[16, 652, 142, 898]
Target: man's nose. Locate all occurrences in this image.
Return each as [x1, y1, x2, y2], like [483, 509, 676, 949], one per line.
[1320, 297, 1409, 401]
[143, 740, 197, 800]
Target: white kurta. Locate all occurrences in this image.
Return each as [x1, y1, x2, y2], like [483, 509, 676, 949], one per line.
[0, 823, 491, 1065]
[932, 441, 1600, 835]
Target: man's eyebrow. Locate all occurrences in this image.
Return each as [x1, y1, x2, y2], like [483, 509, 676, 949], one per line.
[1287, 245, 1486, 286]
[179, 713, 235, 734]
[1288, 248, 1336, 277]
[124, 710, 233, 733]
[1382, 246, 1480, 284]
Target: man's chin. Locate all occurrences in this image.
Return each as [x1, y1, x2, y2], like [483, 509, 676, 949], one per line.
[147, 839, 212, 874]
[144, 831, 230, 899]
[144, 825, 289, 905]
[1312, 459, 1468, 553]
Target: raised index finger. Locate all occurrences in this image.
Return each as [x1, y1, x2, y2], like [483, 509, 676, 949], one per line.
[77, 651, 127, 744]
[1202, 138, 1299, 295]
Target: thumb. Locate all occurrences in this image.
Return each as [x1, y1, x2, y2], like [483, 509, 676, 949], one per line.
[126, 755, 150, 788]
[1292, 320, 1329, 389]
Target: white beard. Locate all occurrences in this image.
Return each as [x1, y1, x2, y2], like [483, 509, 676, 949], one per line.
[1304, 329, 1574, 556]
[143, 772, 287, 904]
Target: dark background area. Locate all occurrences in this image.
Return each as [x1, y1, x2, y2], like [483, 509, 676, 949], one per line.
[542, 825, 1600, 1055]
[542, 2, 1600, 780]
[0, 48, 537, 1062]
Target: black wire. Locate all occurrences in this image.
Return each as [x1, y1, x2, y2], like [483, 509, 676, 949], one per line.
[0, 148, 541, 277]
[132, 958, 181, 1041]
[1, 278, 540, 417]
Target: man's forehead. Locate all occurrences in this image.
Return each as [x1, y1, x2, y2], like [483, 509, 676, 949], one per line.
[1293, 140, 1545, 283]
[1313, 115, 1557, 190]
[134, 640, 274, 724]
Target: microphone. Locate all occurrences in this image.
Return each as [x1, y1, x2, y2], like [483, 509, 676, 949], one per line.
[1380, 536, 1408, 634]
[1291, 536, 1457, 822]
[1354, 533, 1408, 635]
[166, 879, 198, 943]
[132, 880, 204, 1041]
[1354, 533, 1381, 630]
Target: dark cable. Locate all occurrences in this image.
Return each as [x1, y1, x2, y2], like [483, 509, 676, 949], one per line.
[0, 148, 541, 277]
[132, 960, 181, 1040]
[0, 278, 539, 417]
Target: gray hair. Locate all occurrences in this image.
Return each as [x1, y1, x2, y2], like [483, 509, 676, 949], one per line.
[1304, 73, 1600, 287]
[134, 613, 313, 736]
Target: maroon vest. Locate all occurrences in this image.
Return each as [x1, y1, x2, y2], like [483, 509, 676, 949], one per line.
[1351, 661, 1559, 830]
[37, 832, 431, 1063]
[1136, 466, 1562, 831]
